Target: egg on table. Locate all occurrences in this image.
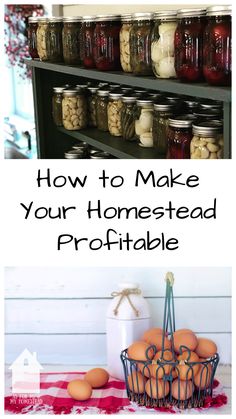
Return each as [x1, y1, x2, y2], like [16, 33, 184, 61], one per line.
[84, 368, 109, 388]
[67, 379, 92, 401]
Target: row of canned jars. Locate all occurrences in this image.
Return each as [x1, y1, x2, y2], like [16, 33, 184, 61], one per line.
[28, 5, 231, 86]
[52, 82, 224, 159]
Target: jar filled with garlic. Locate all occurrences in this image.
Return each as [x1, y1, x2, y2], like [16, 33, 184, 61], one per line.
[120, 14, 133, 73]
[36, 18, 49, 61]
[135, 99, 154, 147]
[62, 88, 87, 131]
[108, 92, 123, 136]
[191, 121, 223, 159]
[151, 11, 177, 79]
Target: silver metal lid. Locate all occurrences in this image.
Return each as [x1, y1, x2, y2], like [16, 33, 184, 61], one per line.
[95, 14, 121, 22]
[121, 14, 133, 22]
[121, 87, 133, 92]
[177, 8, 206, 18]
[88, 87, 99, 94]
[192, 120, 223, 136]
[63, 16, 82, 22]
[109, 92, 123, 99]
[154, 102, 174, 111]
[91, 151, 111, 159]
[76, 84, 88, 89]
[29, 16, 41, 23]
[64, 150, 85, 159]
[153, 10, 177, 20]
[168, 114, 196, 128]
[48, 17, 63, 22]
[199, 100, 222, 110]
[62, 89, 78, 97]
[137, 99, 153, 106]
[206, 5, 231, 16]
[122, 95, 137, 103]
[81, 15, 96, 22]
[36, 17, 49, 22]
[72, 143, 89, 150]
[97, 89, 110, 97]
[193, 109, 221, 118]
[53, 87, 65, 93]
[132, 12, 154, 21]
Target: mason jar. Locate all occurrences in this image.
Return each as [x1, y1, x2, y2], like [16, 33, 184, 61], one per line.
[175, 8, 206, 82]
[47, 17, 63, 62]
[36, 18, 49, 61]
[167, 115, 195, 158]
[87, 86, 99, 127]
[52, 86, 65, 126]
[120, 14, 133, 72]
[80, 16, 96, 68]
[108, 92, 123, 136]
[93, 15, 121, 71]
[96, 88, 110, 131]
[130, 13, 154, 75]
[135, 98, 154, 147]
[28, 17, 39, 59]
[193, 109, 222, 121]
[64, 149, 86, 159]
[151, 11, 177, 79]
[203, 6, 231, 86]
[153, 102, 174, 154]
[62, 17, 81, 65]
[191, 121, 223, 159]
[62, 88, 87, 130]
[121, 95, 137, 141]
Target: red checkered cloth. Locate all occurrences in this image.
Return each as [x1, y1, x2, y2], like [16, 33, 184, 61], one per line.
[5, 372, 228, 415]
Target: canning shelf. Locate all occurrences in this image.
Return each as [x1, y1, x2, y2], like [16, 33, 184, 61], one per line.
[26, 59, 232, 159]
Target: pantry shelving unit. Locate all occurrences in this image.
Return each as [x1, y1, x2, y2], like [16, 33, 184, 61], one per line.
[26, 59, 232, 159]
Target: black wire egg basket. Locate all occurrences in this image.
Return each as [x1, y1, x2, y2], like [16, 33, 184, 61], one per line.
[120, 274, 219, 409]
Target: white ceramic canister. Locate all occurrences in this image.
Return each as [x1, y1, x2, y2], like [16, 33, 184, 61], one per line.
[106, 282, 151, 380]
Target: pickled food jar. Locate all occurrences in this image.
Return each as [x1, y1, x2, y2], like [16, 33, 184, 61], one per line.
[167, 115, 195, 158]
[93, 15, 121, 71]
[28, 17, 39, 59]
[153, 102, 174, 154]
[191, 121, 223, 159]
[135, 98, 154, 147]
[48, 17, 63, 62]
[130, 13, 154, 75]
[108, 92, 123, 136]
[36, 18, 49, 61]
[120, 14, 133, 72]
[62, 88, 87, 130]
[96, 88, 110, 131]
[87, 86, 99, 127]
[81, 16, 96, 68]
[62, 17, 81, 65]
[121, 95, 137, 141]
[52, 86, 65, 126]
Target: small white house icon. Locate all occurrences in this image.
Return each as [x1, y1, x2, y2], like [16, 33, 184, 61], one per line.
[9, 349, 43, 394]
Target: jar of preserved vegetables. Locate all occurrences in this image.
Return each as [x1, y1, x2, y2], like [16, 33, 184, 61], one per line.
[48, 17, 63, 62]
[62, 17, 81, 65]
[108, 92, 123, 136]
[151, 11, 177, 79]
[203, 6, 231, 86]
[87, 86, 99, 127]
[28, 17, 39, 59]
[175, 9, 206, 82]
[121, 95, 137, 141]
[52, 86, 65, 126]
[96, 88, 110, 131]
[62, 88, 87, 130]
[167, 115, 195, 158]
[153, 102, 174, 154]
[120, 14, 133, 72]
[37, 18, 49, 61]
[80, 16, 96, 68]
[93, 15, 121, 71]
[130, 13, 154, 75]
[135, 98, 154, 147]
[191, 121, 223, 158]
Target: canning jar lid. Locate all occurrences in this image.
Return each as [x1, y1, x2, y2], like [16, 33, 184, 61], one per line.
[122, 95, 137, 103]
[65, 150, 85, 158]
[192, 120, 223, 136]
[168, 114, 196, 128]
[95, 14, 121, 22]
[29, 16, 41, 23]
[109, 92, 123, 99]
[72, 143, 89, 150]
[91, 151, 111, 159]
[36, 17, 49, 23]
[199, 99, 222, 110]
[97, 89, 110, 97]
[153, 10, 177, 20]
[121, 87, 133, 92]
[48, 17, 63, 22]
[206, 5, 231, 16]
[177, 8, 206, 18]
[154, 102, 174, 111]
[137, 98, 153, 106]
[88, 86, 99, 94]
[132, 12, 154, 21]
[81, 15, 96, 21]
[53, 87, 65, 93]
[62, 89, 78, 97]
[183, 98, 199, 107]
[76, 84, 88, 89]
[63, 16, 82, 22]
[193, 109, 221, 118]
[121, 13, 133, 22]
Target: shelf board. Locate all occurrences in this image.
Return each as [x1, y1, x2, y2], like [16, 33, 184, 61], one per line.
[26, 59, 231, 102]
[57, 127, 164, 159]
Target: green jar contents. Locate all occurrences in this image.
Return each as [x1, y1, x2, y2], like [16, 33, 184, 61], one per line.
[135, 98, 154, 147]
[191, 121, 223, 159]
[130, 13, 154, 75]
[62, 88, 87, 131]
[96, 88, 110, 131]
[108, 92, 123, 136]
[151, 11, 177, 78]
[36, 18, 49, 61]
[121, 95, 137, 141]
[52, 87, 65, 126]
[62, 17, 82, 65]
[48, 17, 63, 62]
[87, 86, 99, 127]
[153, 102, 174, 154]
[120, 14, 133, 72]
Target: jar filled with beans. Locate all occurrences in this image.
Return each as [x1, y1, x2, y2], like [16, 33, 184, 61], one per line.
[62, 88, 87, 131]
[135, 98, 154, 147]
[120, 14, 133, 72]
[191, 120, 223, 159]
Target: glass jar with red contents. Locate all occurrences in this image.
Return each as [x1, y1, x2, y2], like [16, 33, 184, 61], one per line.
[174, 8, 206, 82]
[93, 15, 121, 71]
[130, 13, 154, 75]
[28, 17, 39, 59]
[80, 16, 96, 68]
[167, 115, 195, 159]
[203, 5, 231, 86]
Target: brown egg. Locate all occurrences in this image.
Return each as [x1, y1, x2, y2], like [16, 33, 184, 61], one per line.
[142, 328, 164, 342]
[143, 332, 171, 352]
[149, 350, 175, 379]
[173, 330, 198, 354]
[177, 351, 200, 380]
[194, 363, 212, 389]
[171, 367, 178, 379]
[171, 379, 194, 400]
[195, 338, 217, 358]
[67, 379, 92, 401]
[127, 371, 146, 393]
[138, 362, 152, 378]
[128, 341, 154, 361]
[84, 368, 109, 388]
[145, 378, 170, 399]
